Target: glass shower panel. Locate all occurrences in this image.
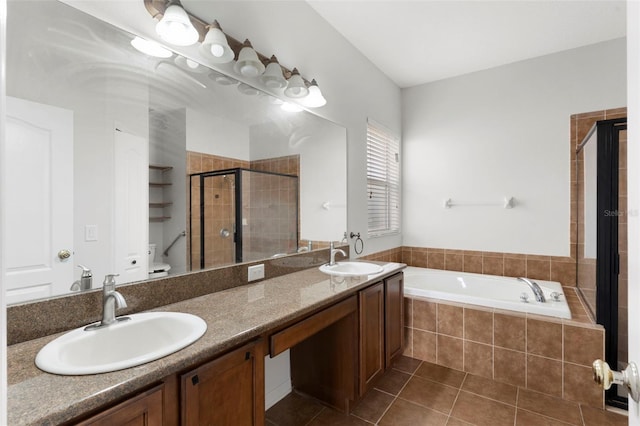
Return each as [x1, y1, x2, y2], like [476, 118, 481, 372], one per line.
[241, 170, 298, 262]
[577, 127, 598, 316]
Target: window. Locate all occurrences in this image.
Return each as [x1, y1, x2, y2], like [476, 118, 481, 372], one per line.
[366, 119, 400, 237]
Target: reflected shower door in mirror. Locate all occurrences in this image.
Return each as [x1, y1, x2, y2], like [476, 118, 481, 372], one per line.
[190, 168, 299, 269]
[576, 116, 628, 409]
[4, 0, 347, 304]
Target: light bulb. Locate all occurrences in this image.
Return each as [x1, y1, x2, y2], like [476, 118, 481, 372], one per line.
[155, 2, 199, 47]
[130, 37, 172, 58]
[281, 102, 303, 112]
[284, 68, 309, 99]
[200, 21, 234, 63]
[260, 56, 287, 89]
[210, 44, 225, 57]
[234, 40, 265, 77]
[301, 79, 327, 108]
[240, 64, 260, 77]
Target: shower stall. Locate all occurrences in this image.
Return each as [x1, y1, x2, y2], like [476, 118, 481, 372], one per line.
[189, 168, 299, 270]
[576, 117, 627, 408]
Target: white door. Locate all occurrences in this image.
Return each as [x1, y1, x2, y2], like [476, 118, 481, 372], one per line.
[4, 97, 74, 303]
[113, 128, 148, 284]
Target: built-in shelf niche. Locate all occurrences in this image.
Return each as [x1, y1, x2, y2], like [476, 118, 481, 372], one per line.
[149, 164, 173, 222]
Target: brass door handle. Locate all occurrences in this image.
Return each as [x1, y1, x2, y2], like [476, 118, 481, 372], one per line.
[593, 359, 639, 402]
[57, 249, 71, 260]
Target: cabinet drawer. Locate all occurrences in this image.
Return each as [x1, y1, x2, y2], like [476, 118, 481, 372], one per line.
[270, 295, 357, 356]
[73, 384, 164, 426]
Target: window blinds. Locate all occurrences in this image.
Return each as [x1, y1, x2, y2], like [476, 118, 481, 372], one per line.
[366, 119, 400, 236]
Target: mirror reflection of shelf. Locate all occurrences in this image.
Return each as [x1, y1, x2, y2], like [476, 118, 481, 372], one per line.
[149, 216, 172, 222]
[149, 164, 173, 222]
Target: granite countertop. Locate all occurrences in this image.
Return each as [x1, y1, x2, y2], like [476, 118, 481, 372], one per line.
[7, 262, 405, 426]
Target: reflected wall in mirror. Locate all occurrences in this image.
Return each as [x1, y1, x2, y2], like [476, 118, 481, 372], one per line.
[4, 0, 347, 304]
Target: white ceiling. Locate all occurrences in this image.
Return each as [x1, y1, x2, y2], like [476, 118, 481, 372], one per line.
[60, 0, 627, 90]
[306, 0, 627, 88]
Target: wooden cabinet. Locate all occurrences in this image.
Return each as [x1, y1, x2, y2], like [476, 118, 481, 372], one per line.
[181, 340, 265, 426]
[358, 272, 405, 397]
[385, 273, 404, 367]
[358, 281, 385, 395]
[73, 384, 164, 426]
[67, 271, 404, 425]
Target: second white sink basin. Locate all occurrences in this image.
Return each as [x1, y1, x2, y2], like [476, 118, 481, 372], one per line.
[35, 312, 207, 375]
[319, 261, 384, 277]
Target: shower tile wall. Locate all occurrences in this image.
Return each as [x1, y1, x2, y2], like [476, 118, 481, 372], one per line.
[187, 152, 248, 269]
[249, 156, 300, 259]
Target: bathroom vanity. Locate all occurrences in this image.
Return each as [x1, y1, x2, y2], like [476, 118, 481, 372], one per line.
[6, 263, 404, 425]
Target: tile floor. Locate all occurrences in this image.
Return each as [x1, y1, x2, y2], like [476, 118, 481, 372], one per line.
[265, 356, 628, 426]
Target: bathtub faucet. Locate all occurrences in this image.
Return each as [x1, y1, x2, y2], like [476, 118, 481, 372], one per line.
[517, 277, 546, 303]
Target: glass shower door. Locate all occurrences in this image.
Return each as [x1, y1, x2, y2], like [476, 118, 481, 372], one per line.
[190, 172, 237, 269]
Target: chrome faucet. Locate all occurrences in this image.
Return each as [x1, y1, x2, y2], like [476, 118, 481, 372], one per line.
[70, 264, 92, 292]
[517, 277, 546, 303]
[328, 242, 346, 266]
[85, 274, 129, 330]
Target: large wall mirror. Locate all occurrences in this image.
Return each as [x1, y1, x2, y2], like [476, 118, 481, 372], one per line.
[5, 0, 347, 304]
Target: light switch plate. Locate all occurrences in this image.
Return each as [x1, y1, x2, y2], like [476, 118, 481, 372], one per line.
[248, 264, 265, 282]
[85, 225, 98, 241]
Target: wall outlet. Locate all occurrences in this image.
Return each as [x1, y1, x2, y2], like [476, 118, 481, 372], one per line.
[248, 264, 265, 282]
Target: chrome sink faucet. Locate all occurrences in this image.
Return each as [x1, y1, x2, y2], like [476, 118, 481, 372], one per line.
[517, 277, 546, 303]
[329, 242, 346, 266]
[86, 274, 129, 330]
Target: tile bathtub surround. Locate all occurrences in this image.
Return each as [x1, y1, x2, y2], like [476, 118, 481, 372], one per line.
[399, 246, 578, 287]
[266, 356, 627, 426]
[6, 246, 347, 345]
[403, 296, 606, 410]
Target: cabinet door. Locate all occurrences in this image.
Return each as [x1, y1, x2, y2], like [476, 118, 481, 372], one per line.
[74, 384, 163, 426]
[181, 340, 264, 426]
[385, 273, 404, 367]
[359, 281, 385, 396]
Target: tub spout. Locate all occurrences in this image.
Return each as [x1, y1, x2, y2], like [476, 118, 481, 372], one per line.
[518, 277, 546, 303]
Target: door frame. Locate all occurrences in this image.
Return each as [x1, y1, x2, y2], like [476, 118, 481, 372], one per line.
[594, 118, 627, 408]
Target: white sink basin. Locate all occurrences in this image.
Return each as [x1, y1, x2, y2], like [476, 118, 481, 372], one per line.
[35, 312, 207, 375]
[319, 261, 384, 277]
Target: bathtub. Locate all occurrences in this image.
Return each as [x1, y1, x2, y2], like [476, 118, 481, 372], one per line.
[403, 267, 571, 319]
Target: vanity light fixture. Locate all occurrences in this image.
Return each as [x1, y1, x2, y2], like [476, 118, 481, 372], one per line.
[234, 39, 265, 78]
[155, 0, 199, 46]
[301, 79, 327, 107]
[130, 36, 173, 58]
[260, 56, 287, 89]
[200, 20, 234, 63]
[144, 0, 327, 106]
[284, 68, 309, 99]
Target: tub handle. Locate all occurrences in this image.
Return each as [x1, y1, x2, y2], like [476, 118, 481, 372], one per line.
[520, 293, 529, 303]
[549, 291, 563, 301]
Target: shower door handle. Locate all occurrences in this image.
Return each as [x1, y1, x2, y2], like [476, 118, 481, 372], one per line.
[592, 359, 639, 402]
